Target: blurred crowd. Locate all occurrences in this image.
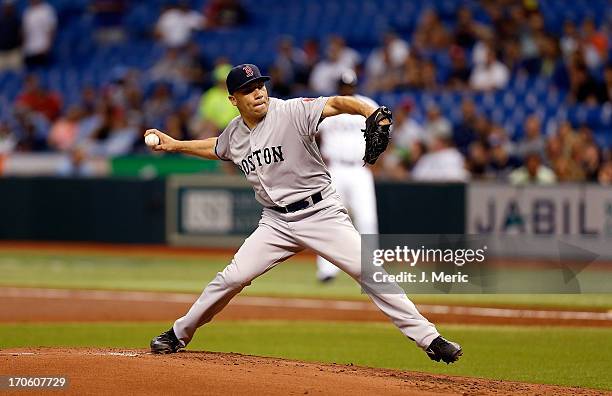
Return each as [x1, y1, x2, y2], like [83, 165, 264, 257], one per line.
[0, 0, 247, 170]
[375, 97, 612, 185]
[0, 0, 611, 184]
[271, 0, 612, 103]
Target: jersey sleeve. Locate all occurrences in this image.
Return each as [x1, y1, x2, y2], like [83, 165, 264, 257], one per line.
[287, 97, 329, 138]
[214, 128, 232, 161]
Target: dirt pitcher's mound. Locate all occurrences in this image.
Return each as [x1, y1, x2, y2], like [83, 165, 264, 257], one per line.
[0, 348, 607, 396]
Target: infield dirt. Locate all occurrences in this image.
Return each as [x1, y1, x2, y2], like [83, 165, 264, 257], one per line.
[2, 348, 609, 396]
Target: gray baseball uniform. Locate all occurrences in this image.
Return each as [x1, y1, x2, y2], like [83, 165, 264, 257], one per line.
[173, 96, 440, 349]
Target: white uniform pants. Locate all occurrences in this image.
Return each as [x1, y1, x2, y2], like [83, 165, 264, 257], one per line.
[173, 193, 439, 350]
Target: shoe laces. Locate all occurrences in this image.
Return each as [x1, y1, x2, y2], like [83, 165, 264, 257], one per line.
[158, 330, 178, 345]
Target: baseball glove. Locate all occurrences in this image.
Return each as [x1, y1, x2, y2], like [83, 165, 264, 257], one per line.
[362, 106, 393, 165]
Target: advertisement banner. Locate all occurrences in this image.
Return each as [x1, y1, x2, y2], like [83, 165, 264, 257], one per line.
[467, 184, 612, 258]
[166, 175, 260, 247]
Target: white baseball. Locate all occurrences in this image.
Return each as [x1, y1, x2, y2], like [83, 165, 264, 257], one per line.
[145, 134, 160, 147]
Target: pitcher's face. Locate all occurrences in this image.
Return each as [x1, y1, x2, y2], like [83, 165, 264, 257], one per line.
[229, 81, 269, 119]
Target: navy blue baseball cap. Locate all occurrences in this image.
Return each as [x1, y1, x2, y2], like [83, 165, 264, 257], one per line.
[226, 64, 270, 95]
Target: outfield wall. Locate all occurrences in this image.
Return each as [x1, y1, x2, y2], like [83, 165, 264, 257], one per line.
[0, 177, 166, 244]
[165, 175, 466, 247]
[1, 177, 611, 257]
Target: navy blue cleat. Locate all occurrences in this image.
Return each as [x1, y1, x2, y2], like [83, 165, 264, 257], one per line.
[150, 328, 183, 354]
[425, 336, 462, 364]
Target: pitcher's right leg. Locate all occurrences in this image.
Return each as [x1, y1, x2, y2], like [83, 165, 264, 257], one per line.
[152, 221, 301, 352]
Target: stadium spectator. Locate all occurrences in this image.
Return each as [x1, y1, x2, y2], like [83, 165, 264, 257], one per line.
[552, 156, 582, 182]
[545, 132, 563, 164]
[272, 37, 308, 93]
[0, 121, 17, 154]
[483, 2, 520, 44]
[391, 99, 424, 150]
[47, 106, 82, 151]
[514, 115, 545, 159]
[164, 41, 209, 89]
[378, 141, 425, 181]
[377, 99, 424, 180]
[509, 151, 556, 185]
[569, 63, 607, 105]
[102, 69, 144, 128]
[453, 7, 481, 49]
[471, 33, 494, 67]
[412, 8, 450, 54]
[501, 38, 524, 74]
[519, 12, 545, 75]
[412, 119, 469, 182]
[560, 20, 579, 61]
[469, 44, 509, 91]
[15, 75, 62, 122]
[143, 83, 174, 129]
[56, 146, 95, 177]
[538, 34, 564, 79]
[487, 137, 518, 181]
[604, 64, 612, 103]
[163, 112, 188, 141]
[150, 48, 193, 86]
[90, 0, 127, 44]
[86, 99, 114, 144]
[91, 110, 137, 157]
[22, 0, 57, 68]
[581, 143, 602, 182]
[446, 46, 471, 90]
[365, 32, 409, 93]
[396, 52, 423, 90]
[424, 104, 452, 143]
[104, 69, 131, 108]
[155, 2, 204, 49]
[576, 124, 596, 146]
[79, 85, 99, 114]
[75, 88, 104, 143]
[466, 140, 490, 180]
[13, 106, 49, 152]
[598, 160, 612, 185]
[194, 63, 238, 138]
[0, 1, 22, 72]
[453, 98, 478, 154]
[204, 0, 247, 29]
[309, 37, 358, 95]
[330, 35, 360, 69]
[421, 60, 439, 90]
[300, 38, 320, 82]
[546, 134, 585, 182]
[557, 121, 580, 157]
[580, 18, 608, 71]
[268, 65, 291, 98]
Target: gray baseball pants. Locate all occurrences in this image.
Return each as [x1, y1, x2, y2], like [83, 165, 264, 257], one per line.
[173, 192, 440, 349]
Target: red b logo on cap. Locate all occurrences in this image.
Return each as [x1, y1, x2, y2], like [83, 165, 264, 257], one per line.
[243, 65, 254, 77]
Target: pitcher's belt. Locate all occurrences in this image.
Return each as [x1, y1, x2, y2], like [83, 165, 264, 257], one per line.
[269, 191, 323, 213]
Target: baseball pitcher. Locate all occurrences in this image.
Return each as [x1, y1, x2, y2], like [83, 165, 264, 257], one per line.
[145, 63, 462, 364]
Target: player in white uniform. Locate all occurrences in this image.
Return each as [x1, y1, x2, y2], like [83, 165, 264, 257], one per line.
[145, 64, 462, 364]
[316, 71, 378, 282]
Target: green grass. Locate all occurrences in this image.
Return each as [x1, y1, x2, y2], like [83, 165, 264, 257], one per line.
[1, 251, 612, 308]
[1, 321, 610, 390]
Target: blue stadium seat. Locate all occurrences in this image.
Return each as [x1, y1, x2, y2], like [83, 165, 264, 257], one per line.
[0, 0, 609, 148]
